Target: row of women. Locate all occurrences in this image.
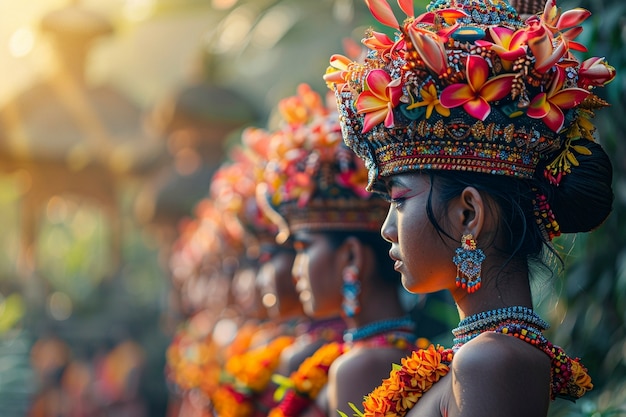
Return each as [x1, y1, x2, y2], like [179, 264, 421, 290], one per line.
[165, 0, 617, 416]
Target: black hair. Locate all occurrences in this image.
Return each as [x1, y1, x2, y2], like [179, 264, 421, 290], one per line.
[323, 229, 398, 287]
[423, 139, 614, 271]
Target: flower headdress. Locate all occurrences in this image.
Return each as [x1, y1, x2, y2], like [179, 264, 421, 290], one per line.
[210, 127, 279, 244]
[325, 0, 615, 201]
[260, 83, 389, 243]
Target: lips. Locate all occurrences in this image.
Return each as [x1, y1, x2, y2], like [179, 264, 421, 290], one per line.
[388, 249, 404, 271]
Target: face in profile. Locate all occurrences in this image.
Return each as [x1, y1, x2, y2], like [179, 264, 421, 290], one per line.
[291, 231, 343, 319]
[256, 244, 302, 320]
[232, 264, 266, 320]
[380, 173, 458, 294]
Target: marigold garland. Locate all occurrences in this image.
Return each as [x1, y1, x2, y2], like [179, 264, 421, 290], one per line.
[269, 342, 347, 417]
[212, 336, 294, 417]
[165, 326, 221, 398]
[350, 345, 454, 417]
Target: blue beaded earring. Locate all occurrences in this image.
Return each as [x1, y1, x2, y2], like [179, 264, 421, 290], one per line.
[342, 265, 361, 317]
[453, 234, 485, 293]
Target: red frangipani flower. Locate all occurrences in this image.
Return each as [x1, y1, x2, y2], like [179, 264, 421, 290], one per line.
[439, 55, 515, 121]
[355, 69, 403, 133]
[527, 66, 590, 132]
[475, 26, 528, 70]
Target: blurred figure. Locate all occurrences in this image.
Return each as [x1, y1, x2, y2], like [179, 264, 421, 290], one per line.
[258, 84, 430, 416]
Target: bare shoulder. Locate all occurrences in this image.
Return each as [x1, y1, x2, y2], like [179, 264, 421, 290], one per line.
[330, 347, 409, 413]
[331, 346, 406, 382]
[447, 332, 551, 417]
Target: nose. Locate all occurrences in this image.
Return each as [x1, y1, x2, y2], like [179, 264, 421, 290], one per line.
[381, 205, 397, 243]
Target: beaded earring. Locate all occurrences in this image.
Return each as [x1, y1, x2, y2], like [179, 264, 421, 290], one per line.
[341, 265, 361, 317]
[453, 234, 485, 293]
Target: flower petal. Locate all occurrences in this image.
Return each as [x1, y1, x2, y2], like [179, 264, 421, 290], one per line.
[479, 74, 515, 102]
[398, 0, 414, 17]
[362, 109, 388, 133]
[527, 93, 550, 119]
[410, 30, 448, 75]
[549, 88, 590, 109]
[556, 8, 591, 29]
[356, 91, 387, 113]
[463, 97, 491, 121]
[365, 0, 399, 28]
[489, 26, 514, 46]
[439, 84, 474, 108]
[365, 69, 393, 100]
[466, 55, 489, 91]
[384, 102, 396, 127]
[531, 36, 566, 73]
[542, 103, 566, 132]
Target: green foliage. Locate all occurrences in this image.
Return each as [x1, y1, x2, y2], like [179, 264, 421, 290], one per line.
[546, 1, 626, 415]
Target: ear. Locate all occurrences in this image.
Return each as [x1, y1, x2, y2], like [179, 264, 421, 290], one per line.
[339, 236, 365, 276]
[450, 186, 485, 240]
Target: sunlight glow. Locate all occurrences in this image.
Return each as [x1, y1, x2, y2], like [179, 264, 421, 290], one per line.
[8, 26, 35, 58]
[213, 6, 255, 54]
[123, 0, 155, 22]
[250, 5, 299, 49]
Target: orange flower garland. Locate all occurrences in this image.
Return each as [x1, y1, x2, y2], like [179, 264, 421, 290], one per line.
[269, 342, 347, 417]
[165, 326, 221, 398]
[338, 345, 454, 417]
[212, 336, 295, 417]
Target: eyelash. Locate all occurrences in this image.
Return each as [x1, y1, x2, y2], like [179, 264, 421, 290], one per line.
[382, 194, 406, 208]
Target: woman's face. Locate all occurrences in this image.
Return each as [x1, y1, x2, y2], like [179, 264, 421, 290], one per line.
[380, 173, 458, 294]
[257, 245, 302, 320]
[291, 231, 343, 318]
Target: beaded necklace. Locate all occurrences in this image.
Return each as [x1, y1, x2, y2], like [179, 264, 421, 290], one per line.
[452, 306, 592, 400]
[350, 306, 592, 417]
[343, 316, 415, 344]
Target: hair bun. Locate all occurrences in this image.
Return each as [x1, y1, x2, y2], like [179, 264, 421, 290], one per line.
[547, 140, 614, 234]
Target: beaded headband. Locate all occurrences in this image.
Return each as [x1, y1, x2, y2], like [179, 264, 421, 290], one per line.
[324, 0, 615, 196]
[259, 84, 389, 244]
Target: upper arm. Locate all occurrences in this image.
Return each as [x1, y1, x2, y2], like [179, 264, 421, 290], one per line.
[328, 348, 400, 415]
[447, 333, 551, 417]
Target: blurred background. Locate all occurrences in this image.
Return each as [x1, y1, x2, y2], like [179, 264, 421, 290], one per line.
[0, 0, 623, 416]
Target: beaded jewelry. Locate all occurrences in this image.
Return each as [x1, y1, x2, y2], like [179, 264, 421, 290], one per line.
[452, 306, 592, 400]
[347, 306, 592, 417]
[452, 234, 485, 293]
[343, 316, 415, 344]
[341, 266, 361, 318]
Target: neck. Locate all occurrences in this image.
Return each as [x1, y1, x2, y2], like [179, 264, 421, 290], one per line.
[452, 258, 534, 322]
[349, 281, 405, 329]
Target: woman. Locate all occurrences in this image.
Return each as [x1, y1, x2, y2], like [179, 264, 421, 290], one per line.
[259, 84, 433, 416]
[325, 0, 615, 415]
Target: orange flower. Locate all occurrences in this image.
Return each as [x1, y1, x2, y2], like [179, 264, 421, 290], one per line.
[570, 359, 593, 397]
[358, 345, 454, 417]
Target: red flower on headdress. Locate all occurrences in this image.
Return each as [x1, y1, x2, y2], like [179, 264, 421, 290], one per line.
[439, 55, 515, 121]
[578, 57, 616, 89]
[475, 27, 528, 70]
[355, 69, 403, 133]
[527, 67, 590, 132]
[362, 30, 399, 62]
